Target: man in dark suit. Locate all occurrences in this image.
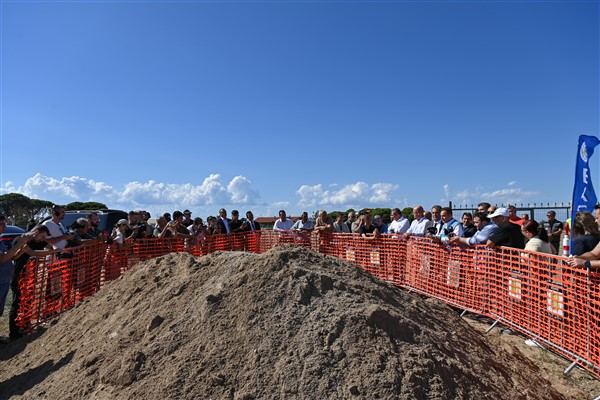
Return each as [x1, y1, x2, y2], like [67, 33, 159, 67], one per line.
[214, 208, 232, 251]
[216, 208, 231, 234]
[241, 211, 261, 252]
[241, 211, 261, 232]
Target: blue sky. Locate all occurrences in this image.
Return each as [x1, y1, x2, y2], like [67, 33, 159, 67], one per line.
[1, 0, 598, 218]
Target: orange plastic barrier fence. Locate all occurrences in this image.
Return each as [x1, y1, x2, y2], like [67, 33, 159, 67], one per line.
[13, 231, 600, 377]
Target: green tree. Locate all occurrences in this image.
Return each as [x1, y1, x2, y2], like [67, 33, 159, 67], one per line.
[83, 202, 108, 210]
[369, 208, 391, 223]
[0, 193, 32, 226]
[402, 207, 414, 221]
[329, 211, 345, 220]
[65, 201, 108, 211]
[31, 199, 54, 220]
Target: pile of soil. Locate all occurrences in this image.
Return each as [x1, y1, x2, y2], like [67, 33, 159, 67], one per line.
[0, 246, 567, 399]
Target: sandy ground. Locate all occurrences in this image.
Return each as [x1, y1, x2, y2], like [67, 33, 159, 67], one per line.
[0, 246, 598, 399]
[461, 316, 600, 400]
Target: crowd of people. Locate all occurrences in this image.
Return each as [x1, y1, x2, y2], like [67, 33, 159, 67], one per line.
[1, 201, 597, 343]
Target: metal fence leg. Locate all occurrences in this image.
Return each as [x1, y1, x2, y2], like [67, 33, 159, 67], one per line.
[486, 319, 500, 333]
[564, 359, 581, 375]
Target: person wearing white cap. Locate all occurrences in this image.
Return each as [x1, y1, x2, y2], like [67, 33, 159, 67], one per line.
[486, 207, 525, 249]
[113, 219, 130, 245]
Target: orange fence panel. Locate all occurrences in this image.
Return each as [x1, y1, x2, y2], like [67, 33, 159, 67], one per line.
[12, 232, 600, 377]
[403, 238, 486, 313]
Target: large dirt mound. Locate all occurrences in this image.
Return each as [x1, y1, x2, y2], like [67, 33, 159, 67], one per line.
[0, 246, 564, 399]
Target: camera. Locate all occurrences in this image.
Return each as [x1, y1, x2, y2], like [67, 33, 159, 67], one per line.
[426, 226, 437, 235]
[443, 228, 456, 238]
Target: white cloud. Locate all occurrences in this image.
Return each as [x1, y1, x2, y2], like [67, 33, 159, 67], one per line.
[2, 173, 261, 214]
[296, 181, 399, 209]
[117, 174, 233, 206]
[507, 181, 517, 186]
[443, 184, 451, 199]
[369, 183, 399, 203]
[5, 173, 115, 203]
[481, 188, 539, 204]
[441, 183, 539, 206]
[227, 176, 260, 204]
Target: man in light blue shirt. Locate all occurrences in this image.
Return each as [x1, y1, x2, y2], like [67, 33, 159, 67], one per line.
[449, 212, 497, 246]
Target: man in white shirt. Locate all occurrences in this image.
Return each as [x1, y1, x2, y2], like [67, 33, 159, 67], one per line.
[291, 212, 314, 232]
[387, 208, 409, 235]
[404, 205, 430, 238]
[43, 205, 74, 250]
[273, 210, 294, 231]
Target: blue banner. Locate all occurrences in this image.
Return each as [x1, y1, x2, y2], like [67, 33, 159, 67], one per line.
[571, 134, 600, 252]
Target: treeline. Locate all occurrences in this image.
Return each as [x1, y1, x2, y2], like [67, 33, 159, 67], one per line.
[0, 192, 415, 228]
[326, 208, 414, 223]
[0, 193, 107, 227]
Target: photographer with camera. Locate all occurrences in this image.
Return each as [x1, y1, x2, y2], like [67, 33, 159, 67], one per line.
[168, 211, 193, 237]
[431, 207, 463, 244]
[125, 211, 148, 240]
[9, 225, 62, 340]
[188, 217, 208, 236]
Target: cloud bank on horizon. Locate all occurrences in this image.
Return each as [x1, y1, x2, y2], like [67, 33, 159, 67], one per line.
[1, 173, 541, 216]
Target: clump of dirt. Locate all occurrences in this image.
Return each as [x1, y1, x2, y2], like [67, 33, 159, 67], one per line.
[0, 246, 567, 399]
